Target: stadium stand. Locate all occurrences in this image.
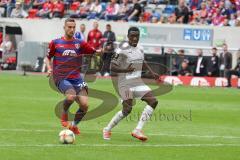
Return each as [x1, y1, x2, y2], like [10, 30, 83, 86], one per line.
[1, 0, 240, 26]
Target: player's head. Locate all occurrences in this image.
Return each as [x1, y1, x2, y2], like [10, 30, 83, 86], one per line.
[80, 24, 85, 33]
[212, 47, 217, 55]
[128, 27, 140, 47]
[93, 21, 99, 30]
[196, 48, 203, 56]
[106, 24, 111, 31]
[223, 43, 228, 52]
[64, 18, 76, 39]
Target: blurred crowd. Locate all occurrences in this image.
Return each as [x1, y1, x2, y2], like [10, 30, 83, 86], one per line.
[1, 0, 240, 26]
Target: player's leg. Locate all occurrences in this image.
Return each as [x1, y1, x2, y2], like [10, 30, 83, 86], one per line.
[69, 88, 88, 135]
[103, 99, 133, 140]
[58, 80, 77, 127]
[132, 89, 158, 141]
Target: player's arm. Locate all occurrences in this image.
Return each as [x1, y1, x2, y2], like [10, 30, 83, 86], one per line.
[81, 41, 103, 55]
[143, 60, 159, 80]
[45, 40, 55, 77]
[111, 52, 134, 73]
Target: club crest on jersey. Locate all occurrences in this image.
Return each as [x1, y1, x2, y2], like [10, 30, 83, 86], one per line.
[63, 50, 77, 57]
[75, 43, 80, 49]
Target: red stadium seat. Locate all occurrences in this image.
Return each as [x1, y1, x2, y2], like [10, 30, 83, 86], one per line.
[27, 9, 38, 19]
[142, 12, 152, 22]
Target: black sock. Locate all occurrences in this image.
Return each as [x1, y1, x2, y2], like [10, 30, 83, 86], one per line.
[73, 108, 86, 125]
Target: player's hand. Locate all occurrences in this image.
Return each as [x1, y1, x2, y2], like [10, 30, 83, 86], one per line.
[47, 68, 52, 77]
[95, 48, 103, 55]
[125, 64, 135, 73]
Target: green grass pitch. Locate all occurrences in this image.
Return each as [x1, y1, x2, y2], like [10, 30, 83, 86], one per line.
[0, 72, 240, 160]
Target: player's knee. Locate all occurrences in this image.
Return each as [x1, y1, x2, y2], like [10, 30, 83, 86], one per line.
[80, 104, 88, 112]
[122, 100, 133, 116]
[66, 94, 76, 102]
[149, 99, 158, 109]
[122, 106, 132, 116]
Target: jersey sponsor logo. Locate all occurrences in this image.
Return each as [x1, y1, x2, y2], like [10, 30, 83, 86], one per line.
[75, 43, 80, 49]
[164, 76, 183, 86]
[190, 77, 210, 86]
[62, 50, 77, 57]
[215, 78, 228, 87]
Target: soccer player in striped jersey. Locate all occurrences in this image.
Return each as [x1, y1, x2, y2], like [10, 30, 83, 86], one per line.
[45, 18, 101, 135]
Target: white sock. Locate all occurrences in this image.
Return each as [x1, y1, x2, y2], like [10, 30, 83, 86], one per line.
[136, 105, 154, 130]
[105, 111, 125, 131]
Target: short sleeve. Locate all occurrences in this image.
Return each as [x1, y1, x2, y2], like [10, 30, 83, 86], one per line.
[47, 40, 55, 59]
[111, 49, 127, 66]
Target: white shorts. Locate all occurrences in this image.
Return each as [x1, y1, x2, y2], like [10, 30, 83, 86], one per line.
[119, 85, 151, 100]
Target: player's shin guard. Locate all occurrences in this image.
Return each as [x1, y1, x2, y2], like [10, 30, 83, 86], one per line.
[72, 108, 86, 126]
[136, 105, 154, 130]
[105, 111, 125, 131]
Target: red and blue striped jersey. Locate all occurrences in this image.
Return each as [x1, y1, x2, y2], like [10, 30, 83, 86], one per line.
[47, 36, 95, 82]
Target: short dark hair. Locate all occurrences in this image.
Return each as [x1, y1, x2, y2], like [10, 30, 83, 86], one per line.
[65, 18, 75, 24]
[178, 49, 185, 53]
[128, 27, 140, 35]
[106, 24, 111, 27]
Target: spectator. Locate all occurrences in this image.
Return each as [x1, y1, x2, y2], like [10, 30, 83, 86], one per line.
[226, 57, 240, 87]
[101, 24, 116, 76]
[199, 2, 208, 19]
[78, 0, 92, 18]
[172, 49, 187, 75]
[87, 21, 103, 49]
[6, 0, 15, 17]
[222, 18, 230, 26]
[211, 8, 225, 26]
[151, 10, 161, 23]
[178, 60, 193, 76]
[87, 21, 103, 75]
[52, 0, 64, 18]
[193, 49, 208, 76]
[0, 35, 14, 54]
[118, 0, 130, 20]
[219, 43, 232, 77]
[229, 13, 237, 26]
[190, 0, 202, 10]
[70, 0, 92, 18]
[0, 0, 8, 17]
[87, 0, 102, 20]
[175, 0, 190, 24]
[68, 0, 80, 15]
[102, 24, 116, 43]
[10, 2, 28, 18]
[32, 0, 46, 9]
[207, 47, 219, 77]
[127, 0, 142, 22]
[74, 24, 86, 41]
[36, 0, 54, 18]
[104, 0, 120, 21]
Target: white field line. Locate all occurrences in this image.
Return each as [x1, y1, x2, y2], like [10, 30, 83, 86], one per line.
[0, 143, 239, 148]
[0, 128, 240, 139]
